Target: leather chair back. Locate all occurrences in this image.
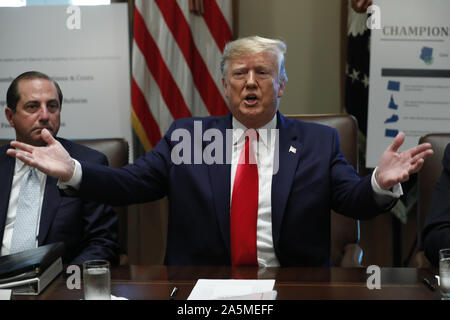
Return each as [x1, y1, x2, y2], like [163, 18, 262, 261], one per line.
[72, 138, 129, 169]
[0, 137, 130, 265]
[72, 138, 129, 264]
[0, 140, 9, 148]
[414, 133, 450, 267]
[285, 114, 362, 267]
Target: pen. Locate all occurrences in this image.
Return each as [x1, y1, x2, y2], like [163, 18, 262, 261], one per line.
[422, 278, 436, 291]
[170, 286, 178, 300]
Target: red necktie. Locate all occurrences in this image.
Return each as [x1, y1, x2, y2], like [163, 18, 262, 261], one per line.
[230, 130, 258, 266]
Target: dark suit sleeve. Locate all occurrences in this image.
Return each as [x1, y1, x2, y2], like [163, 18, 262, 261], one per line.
[77, 122, 175, 206]
[69, 153, 120, 265]
[423, 144, 450, 266]
[328, 128, 394, 219]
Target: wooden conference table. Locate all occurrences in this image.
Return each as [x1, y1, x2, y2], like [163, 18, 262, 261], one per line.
[15, 265, 441, 300]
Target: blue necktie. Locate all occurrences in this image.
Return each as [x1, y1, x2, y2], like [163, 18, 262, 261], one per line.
[10, 168, 41, 254]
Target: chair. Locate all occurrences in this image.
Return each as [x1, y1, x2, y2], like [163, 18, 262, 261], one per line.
[0, 137, 130, 265]
[285, 114, 362, 267]
[72, 138, 130, 265]
[132, 114, 363, 266]
[413, 133, 450, 268]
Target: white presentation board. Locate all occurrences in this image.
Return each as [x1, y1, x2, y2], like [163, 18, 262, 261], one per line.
[0, 4, 132, 157]
[366, 0, 450, 167]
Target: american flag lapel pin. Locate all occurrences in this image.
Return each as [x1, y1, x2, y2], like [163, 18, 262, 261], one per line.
[289, 146, 296, 154]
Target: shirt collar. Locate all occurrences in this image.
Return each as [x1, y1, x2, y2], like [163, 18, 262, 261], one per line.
[232, 114, 277, 147]
[14, 158, 44, 181]
[14, 157, 28, 175]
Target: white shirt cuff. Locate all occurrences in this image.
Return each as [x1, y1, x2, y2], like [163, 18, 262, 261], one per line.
[56, 159, 82, 190]
[371, 167, 403, 199]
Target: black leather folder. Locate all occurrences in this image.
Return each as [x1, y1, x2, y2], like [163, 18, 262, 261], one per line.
[0, 242, 65, 285]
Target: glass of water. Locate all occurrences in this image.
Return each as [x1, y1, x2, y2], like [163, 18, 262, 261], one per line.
[83, 260, 111, 300]
[439, 248, 450, 300]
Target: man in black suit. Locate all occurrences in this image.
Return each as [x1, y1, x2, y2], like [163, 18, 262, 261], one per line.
[423, 143, 450, 266]
[0, 71, 119, 264]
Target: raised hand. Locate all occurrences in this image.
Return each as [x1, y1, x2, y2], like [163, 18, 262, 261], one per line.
[6, 129, 75, 182]
[376, 132, 433, 190]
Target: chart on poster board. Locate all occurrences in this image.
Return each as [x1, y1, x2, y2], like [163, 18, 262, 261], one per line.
[366, 0, 450, 167]
[0, 4, 132, 156]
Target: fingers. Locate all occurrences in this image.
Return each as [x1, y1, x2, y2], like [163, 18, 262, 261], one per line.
[9, 140, 35, 153]
[408, 158, 425, 174]
[7, 148, 34, 166]
[410, 148, 433, 164]
[6, 147, 32, 161]
[6, 148, 20, 159]
[389, 131, 405, 152]
[396, 147, 433, 177]
[407, 142, 433, 158]
[41, 128, 56, 145]
[7, 148, 49, 174]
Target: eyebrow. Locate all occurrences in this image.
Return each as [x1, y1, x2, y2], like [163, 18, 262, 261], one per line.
[23, 99, 60, 105]
[231, 65, 247, 70]
[231, 63, 272, 70]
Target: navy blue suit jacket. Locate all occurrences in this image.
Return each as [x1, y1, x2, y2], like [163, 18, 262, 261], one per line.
[76, 112, 390, 266]
[423, 143, 450, 266]
[0, 138, 119, 265]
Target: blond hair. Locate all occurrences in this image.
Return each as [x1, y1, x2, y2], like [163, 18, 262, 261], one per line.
[220, 36, 288, 83]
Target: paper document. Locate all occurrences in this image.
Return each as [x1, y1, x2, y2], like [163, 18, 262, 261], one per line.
[188, 279, 276, 300]
[0, 289, 11, 300]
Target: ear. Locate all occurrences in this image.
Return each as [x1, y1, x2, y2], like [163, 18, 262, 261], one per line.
[5, 107, 15, 127]
[222, 78, 230, 99]
[277, 80, 285, 98]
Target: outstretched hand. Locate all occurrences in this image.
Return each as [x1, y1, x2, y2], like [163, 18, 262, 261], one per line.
[376, 132, 433, 190]
[6, 129, 75, 182]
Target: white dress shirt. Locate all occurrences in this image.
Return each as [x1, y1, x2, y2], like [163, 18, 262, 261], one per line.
[61, 114, 402, 267]
[1, 158, 46, 256]
[231, 115, 280, 267]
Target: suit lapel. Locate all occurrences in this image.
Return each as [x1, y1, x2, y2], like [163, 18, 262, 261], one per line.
[207, 113, 303, 257]
[271, 113, 302, 247]
[38, 176, 61, 245]
[207, 114, 232, 254]
[0, 141, 64, 246]
[0, 145, 15, 243]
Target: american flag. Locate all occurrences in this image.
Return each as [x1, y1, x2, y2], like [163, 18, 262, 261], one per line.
[345, 0, 372, 136]
[131, 0, 233, 151]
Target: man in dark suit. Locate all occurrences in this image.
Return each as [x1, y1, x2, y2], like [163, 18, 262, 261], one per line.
[7, 37, 433, 267]
[423, 144, 450, 266]
[1, 71, 119, 265]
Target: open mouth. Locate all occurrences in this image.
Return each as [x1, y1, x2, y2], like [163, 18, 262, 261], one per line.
[244, 94, 258, 105]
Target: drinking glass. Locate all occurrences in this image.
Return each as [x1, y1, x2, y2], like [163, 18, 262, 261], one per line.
[439, 248, 450, 300]
[83, 260, 111, 300]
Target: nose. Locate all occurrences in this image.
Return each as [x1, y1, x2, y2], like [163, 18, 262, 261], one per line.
[245, 70, 257, 87]
[39, 104, 50, 121]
